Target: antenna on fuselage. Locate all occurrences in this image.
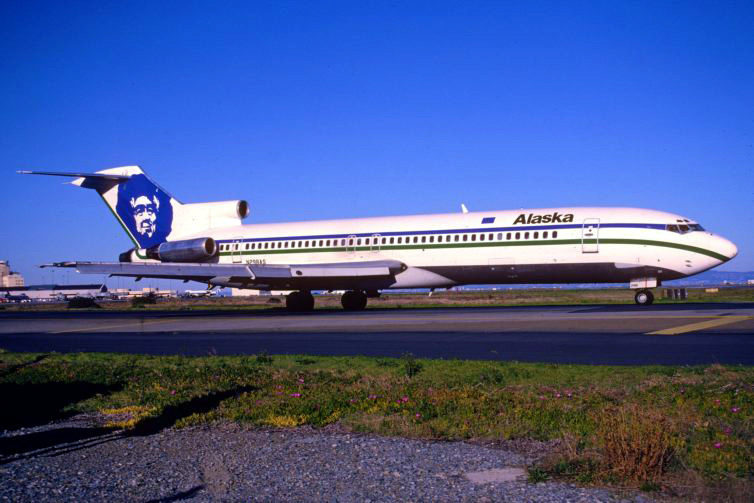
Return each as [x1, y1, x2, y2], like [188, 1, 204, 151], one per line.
[461, 203, 469, 214]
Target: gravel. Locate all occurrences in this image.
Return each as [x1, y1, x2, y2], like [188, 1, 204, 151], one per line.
[0, 417, 654, 502]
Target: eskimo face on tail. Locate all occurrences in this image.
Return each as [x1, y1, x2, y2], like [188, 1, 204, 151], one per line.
[115, 174, 173, 248]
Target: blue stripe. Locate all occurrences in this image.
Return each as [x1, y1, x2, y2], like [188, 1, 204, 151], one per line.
[217, 222, 667, 244]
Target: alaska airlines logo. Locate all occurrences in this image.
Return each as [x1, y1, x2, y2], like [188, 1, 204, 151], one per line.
[115, 174, 173, 248]
[513, 212, 574, 225]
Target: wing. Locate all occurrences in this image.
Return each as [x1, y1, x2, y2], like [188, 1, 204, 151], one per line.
[43, 260, 407, 290]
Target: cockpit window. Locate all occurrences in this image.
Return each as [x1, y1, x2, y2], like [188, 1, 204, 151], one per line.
[667, 223, 705, 234]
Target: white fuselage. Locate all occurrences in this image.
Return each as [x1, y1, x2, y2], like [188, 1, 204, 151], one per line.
[170, 206, 737, 290]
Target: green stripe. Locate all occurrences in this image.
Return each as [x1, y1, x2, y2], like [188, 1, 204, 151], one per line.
[219, 238, 727, 261]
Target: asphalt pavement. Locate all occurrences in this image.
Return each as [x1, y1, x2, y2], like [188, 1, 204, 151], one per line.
[1, 303, 752, 365]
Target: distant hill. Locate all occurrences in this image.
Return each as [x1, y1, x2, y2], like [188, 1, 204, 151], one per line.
[664, 270, 754, 286]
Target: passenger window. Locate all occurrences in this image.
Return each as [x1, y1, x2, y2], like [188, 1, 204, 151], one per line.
[357, 238, 362, 245]
[524, 232, 529, 239]
[454, 235, 460, 242]
[515, 232, 520, 240]
[497, 233, 502, 240]
[317, 240, 322, 246]
[340, 239, 345, 246]
[413, 236, 418, 243]
[382, 237, 386, 244]
[421, 236, 426, 243]
[305, 241, 309, 247]
[533, 232, 538, 239]
[489, 233, 493, 240]
[471, 234, 477, 241]
[506, 233, 511, 240]
[365, 238, 370, 245]
[479, 234, 485, 241]
[429, 236, 434, 243]
[390, 237, 394, 244]
[543, 231, 548, 239]
[553, 231, 558, 238]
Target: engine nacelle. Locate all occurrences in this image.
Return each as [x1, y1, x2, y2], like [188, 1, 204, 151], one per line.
[147, 237, 217, 263]
[177, 200, 250, 231]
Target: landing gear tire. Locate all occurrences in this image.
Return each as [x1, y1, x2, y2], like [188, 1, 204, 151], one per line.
[286, 291, 315, 312]
[341, 290, 368, 311]
[634, 289, 654, 306]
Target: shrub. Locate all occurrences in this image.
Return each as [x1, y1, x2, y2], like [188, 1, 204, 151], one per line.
[67, 297, 100, 309]
[594, 404, 677, 482]
[401, 353, 423, 378]
[131, 293, 157, 308]
[256, 351, 273, 365]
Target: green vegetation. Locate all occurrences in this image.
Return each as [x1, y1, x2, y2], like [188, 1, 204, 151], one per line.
[0, 351, 751, 498]
[5, 287, 753, 312]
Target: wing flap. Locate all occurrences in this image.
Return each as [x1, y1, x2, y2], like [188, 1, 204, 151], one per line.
[43, 260, 405, 284]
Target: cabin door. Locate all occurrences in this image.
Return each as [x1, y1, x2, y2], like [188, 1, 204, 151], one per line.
[231, 239, 243, 263]
[370, 234, 382, 254]
[346, 235, 357, 256]
[581, 219, 600, 253]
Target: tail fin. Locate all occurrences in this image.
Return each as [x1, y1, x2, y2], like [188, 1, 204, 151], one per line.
[21, 166, 180, 249]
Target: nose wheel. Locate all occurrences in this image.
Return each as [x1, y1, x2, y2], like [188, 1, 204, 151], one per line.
[286, 291, 315, 312]
[341, 290, 368, 311]
[634, 289, 654, 306]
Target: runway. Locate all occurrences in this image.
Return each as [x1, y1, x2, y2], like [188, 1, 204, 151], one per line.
[1, 303, 753, 365]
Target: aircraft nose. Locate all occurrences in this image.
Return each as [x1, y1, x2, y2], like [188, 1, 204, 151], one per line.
[715, 235, 738, 261]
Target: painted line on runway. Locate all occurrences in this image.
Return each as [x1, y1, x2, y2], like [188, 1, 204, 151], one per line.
[646, 316, 752, 336]
[50, 318, 180, 334]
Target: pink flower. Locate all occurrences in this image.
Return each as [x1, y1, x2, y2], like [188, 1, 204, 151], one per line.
[415, 413, 421, 418]
[170, 390, 176, 395]
[290, 393, 301, 398]
[539, 395, 545, 400]
[731, 407, 740, 413]
[349, 399, 357, 403]
[714, 442, 722, 449]
[555, 393, 561, 398]
[368, 395, 377, 400]
[714, 399, 721, 406]
[401, 396, 409, 402]
[298, 378, 305, 383]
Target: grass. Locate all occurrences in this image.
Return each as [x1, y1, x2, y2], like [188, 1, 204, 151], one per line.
[3, 287, 753, 312]
[0, 351, 751, 499]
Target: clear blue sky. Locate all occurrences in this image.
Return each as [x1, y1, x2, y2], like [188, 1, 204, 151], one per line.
[2, 1, 753, 288]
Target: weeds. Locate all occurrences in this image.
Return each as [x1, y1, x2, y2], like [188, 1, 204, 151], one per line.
[0, 351, 750, 497]
[255, 351, 273, 365]
[401, 353, 423, 378]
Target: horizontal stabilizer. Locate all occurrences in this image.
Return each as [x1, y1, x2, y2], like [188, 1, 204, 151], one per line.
[18, 170, 132, 181]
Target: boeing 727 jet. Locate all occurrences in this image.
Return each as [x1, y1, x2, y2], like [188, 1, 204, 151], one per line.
[21, 166, 738, 310]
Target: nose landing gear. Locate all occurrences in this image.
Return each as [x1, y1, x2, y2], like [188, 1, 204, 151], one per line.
[286, 291, 315, 312]
[634, 289, 654, 306]
[341, 290, 368, 311]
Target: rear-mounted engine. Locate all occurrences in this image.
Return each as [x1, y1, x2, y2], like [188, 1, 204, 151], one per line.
[146, 237, 218, 262]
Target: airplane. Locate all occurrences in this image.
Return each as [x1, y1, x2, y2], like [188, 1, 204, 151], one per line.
[21, 166, 738, 310]
[181, 289, 218, 298]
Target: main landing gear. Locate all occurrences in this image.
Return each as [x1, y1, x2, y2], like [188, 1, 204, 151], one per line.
[341, 290, 368, 311]
[634, 289, 654, 306]
[286, 291, 315, 312]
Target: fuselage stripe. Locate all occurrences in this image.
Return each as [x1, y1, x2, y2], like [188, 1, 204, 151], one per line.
[218, 238, 727, 262]
[214, 222, 666, 244]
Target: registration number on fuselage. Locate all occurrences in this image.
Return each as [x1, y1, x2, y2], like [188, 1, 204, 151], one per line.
[246, 258, 267, 265]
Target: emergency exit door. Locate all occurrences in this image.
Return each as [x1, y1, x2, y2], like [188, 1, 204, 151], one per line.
[581, 218, 600, 253]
